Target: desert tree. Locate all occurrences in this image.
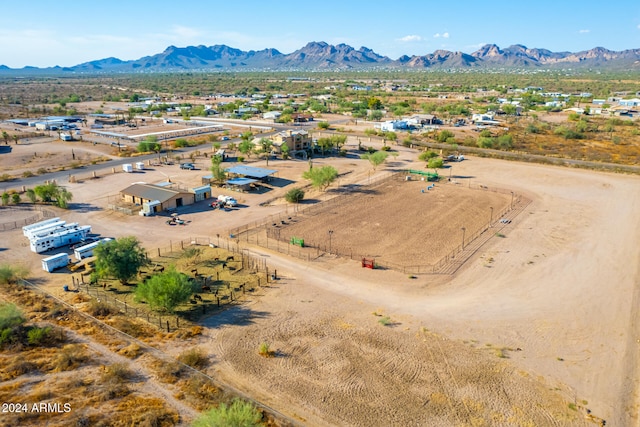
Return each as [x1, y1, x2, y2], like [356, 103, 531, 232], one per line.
[258, 138, 273, 165]
[360, 151, 389, 171]
[94, 237, 148, 285]
[135, 268, 195, 313]
[238, 140, 256, 158]
[302, 165, 338, 191]
[33, 182, 73, 208]
[210, 156, 227, 186]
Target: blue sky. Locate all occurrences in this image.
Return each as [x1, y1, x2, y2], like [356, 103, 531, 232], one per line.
[1, 0, 639, 68]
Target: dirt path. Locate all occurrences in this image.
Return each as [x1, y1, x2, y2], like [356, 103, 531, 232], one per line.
[61, 328, 199, 422]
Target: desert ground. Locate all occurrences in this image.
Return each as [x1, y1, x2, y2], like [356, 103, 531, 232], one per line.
[0, 134, 638, 426]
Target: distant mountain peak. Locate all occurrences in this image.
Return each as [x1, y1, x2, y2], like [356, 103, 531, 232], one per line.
[0, 42, 638, 74]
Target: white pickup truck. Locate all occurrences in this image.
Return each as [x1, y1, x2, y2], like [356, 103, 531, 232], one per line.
[217, 195, 238, 207]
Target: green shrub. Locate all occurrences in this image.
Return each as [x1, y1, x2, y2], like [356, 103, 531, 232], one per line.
[0, 328, 15, 346]
[0, 303, 25, 329]
[258, 342, 273, 357]
[418, 151, 438, 161]
[284, 188, 305, 204]
[378, 316, 391, 326]
[27, 326, 51, 345]
[427, 158, 444, 169]
[192, 399, 263, 427]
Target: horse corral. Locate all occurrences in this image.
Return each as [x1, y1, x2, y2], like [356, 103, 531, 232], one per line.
[267, 177, 513, 270]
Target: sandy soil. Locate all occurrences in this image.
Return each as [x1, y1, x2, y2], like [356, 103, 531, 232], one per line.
[1, 135, 638, 426]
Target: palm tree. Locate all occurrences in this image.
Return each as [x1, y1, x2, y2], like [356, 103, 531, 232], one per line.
[1, 131, 8, 145]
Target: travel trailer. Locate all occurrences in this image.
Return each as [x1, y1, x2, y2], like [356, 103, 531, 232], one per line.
[30, 225, 92, 253]
[74, 238, 112, 260]
[22, 217, 61, 237]
[24, 220, 69, 240]
[41, 253, 69, 273]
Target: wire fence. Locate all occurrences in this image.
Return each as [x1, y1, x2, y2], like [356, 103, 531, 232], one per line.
[231, 171, 529, 275]
[0, 205, 57, 232]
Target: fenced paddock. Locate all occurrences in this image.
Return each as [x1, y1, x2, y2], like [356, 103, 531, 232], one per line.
[231, 172, 528, 275]
[0, 205, 56, 232]
[71, 236, 270, 331]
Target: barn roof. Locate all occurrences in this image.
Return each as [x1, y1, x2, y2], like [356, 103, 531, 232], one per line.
[120, 183, 185, 203]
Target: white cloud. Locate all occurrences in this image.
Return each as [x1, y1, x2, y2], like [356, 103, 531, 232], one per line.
[398, 35, 422, 42]
[579, 29, 590, 34]
[170, 25, 204, 39]
[433, 32, 450, 39]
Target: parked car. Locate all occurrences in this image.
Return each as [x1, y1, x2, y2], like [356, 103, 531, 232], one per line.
[180, 163, 195, 170]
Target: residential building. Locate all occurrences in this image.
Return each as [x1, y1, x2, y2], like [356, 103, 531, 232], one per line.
[618, 98, 640, 107]
[379, 120, 408, 132]
[271, 130, 311, 158]
[263, 111, 282, 120]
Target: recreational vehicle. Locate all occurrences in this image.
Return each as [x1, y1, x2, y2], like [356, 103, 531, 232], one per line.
[29, 222, 81, 240]
[24, 220, 68, 240]
[41, 253, 69, 273]
[74, 238, 112, 260]
[22, 217, 61, 237]
[30, 225, 91, 253]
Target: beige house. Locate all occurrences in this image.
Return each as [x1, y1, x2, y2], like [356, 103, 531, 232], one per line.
[271, 129, 312, 159]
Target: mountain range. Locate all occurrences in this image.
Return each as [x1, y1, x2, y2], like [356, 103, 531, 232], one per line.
[2, 42, 640, 74]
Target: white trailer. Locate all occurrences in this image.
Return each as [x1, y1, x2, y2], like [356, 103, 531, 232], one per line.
[123, 164, 133, 173]
[29, 222, 81, 240]
[74, 238, 112, 260]
[30, 225, 91, 253]
[42, 253, 69, 272]
[23, 217, 61, 237]
[135, 162, 145, 170]
[24, 220, 68, 240]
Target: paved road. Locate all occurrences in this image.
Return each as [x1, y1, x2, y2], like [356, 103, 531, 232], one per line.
[1, 120, 312, 191]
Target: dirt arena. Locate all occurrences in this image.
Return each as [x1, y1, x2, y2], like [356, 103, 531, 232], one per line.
[273, 177, 512, 267]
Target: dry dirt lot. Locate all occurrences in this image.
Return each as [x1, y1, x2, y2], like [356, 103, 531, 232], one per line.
[1, 138, 638, 426]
